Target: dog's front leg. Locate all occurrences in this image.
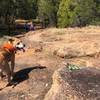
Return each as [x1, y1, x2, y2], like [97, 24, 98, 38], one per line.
[11, 53, 15, 77]
[4, 61, 12, 84]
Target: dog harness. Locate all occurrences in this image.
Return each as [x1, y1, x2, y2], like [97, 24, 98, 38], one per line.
[3, 43, 16, 53]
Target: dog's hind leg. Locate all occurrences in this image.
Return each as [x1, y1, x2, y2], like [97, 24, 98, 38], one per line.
[0, 69, 3, 79]
[10, 53, 15, 77]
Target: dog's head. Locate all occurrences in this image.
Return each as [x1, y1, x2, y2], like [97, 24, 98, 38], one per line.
[8, 37, 25, 52]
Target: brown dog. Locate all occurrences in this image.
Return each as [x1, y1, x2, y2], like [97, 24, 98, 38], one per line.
[0, 36, 25, 85]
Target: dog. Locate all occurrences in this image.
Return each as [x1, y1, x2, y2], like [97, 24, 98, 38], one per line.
[0, 36, 25, 85]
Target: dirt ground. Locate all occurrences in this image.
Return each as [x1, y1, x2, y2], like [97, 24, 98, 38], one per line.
[0, 26, 100, 100]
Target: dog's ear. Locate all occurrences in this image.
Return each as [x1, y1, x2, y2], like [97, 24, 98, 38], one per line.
[8, 38, 14, 43]
[4, 36, 14, 41]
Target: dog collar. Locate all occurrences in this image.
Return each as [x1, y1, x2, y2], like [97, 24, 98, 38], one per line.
[3, 43, 16, 52]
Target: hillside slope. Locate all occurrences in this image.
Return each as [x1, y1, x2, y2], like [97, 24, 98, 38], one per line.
[0, 26, 100, 100]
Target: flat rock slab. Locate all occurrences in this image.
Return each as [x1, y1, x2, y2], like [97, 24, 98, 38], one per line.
[44, 66, 100, 100]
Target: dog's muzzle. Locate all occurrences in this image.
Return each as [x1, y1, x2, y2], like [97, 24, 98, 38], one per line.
[16, 42, 25, 52]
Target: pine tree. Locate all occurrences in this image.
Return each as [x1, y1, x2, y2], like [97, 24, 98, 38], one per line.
[38, 0, 61, 27]
[91, 0, 100, 25]
[57, 0, 97, 27]
[57, 0, 75, 27]
[72, 0, 96, 26]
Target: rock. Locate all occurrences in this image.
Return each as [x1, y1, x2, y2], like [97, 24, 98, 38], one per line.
[34, 45, 43, 52]
[55, 47, 84, 58]
[44, 65, 100, 100]
[53, 41, 100, 58]
[22, 27, 100, 59]
[86, 58, 100, 68]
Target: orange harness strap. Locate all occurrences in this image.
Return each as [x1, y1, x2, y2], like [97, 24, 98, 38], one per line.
[3, 43, 16, 53]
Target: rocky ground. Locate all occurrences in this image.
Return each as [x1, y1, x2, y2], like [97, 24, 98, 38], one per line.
[0, 26, 100, 100]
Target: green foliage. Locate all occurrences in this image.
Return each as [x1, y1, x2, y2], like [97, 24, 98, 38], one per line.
[38, 0, 61, 27]
[0, 0, 38, 34]
[92, 0, 100, 25]
[15, 0, 38, 19]
[57, 0, 75, 27]
[57, 0, 98, 27]
[0, 0, 38, 22]
[72, 0, 96, 26]
[67, 64, 80, 71]
[0, 0, 100, 33]
[0, 0, 17, 34]
[90, 18, 100, 25]
[38, 0, 53, 26]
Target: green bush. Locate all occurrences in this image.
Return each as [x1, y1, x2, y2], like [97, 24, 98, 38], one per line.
[90, 18, 100, 25]
[57, 0, 75, 27]
[57, 0, 98, 27]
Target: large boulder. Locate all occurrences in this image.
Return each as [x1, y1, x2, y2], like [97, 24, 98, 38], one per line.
[44, 65, 100, 100]
[53, 41, 100, 58]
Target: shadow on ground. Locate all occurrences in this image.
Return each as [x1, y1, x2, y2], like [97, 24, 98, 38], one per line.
[12, 66, 46, 87]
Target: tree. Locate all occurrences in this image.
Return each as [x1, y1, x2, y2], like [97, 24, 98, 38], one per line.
[91, 0, 100, 25]
[15, 0, 38, 19]
[0, 0, 17, 33]
[57, 0, 75, 27]
[72, 0, 96, 26]
[38, 0, 61, 27]
[38, 0, 52, 27]
[0, 0, 38, 34]
[50, 0, 61, 27]
[57, 0, 97, 27]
